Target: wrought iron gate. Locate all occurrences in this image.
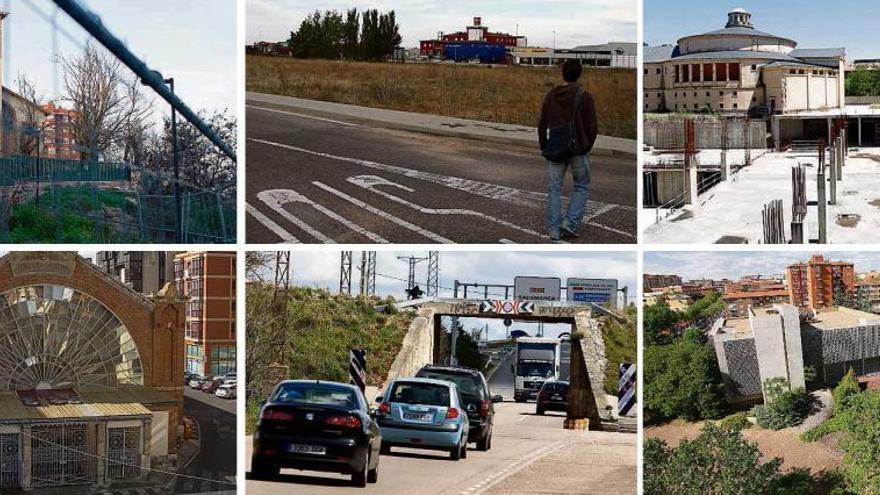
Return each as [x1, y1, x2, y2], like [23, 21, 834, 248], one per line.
[107, 427, 142, 480]
[0, 433, 21, 488]
[31, 423, 95, 487]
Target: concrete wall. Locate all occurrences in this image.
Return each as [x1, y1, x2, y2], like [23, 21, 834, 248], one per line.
[678, 35, 795, 55]
[780, 305, 806, 390]
[382, 306, 436, 387]
[750, 310, 791, 398]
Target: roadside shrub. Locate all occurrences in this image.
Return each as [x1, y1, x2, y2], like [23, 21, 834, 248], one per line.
[833, 368, 861, 411]
[718, 411, 751, 431]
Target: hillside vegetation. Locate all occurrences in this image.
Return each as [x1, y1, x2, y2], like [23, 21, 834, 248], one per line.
[246, 284, 413, 432]
[247, 55, 636, 140]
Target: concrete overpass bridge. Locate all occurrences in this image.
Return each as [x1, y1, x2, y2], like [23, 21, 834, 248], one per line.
[383, 298, 611, 427]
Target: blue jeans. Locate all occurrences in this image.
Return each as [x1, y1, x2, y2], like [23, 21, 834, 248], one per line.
[546, 154, 590, 238]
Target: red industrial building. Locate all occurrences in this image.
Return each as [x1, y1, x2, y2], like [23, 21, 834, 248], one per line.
[41, 101, 80, 160]
[419, 17, 525, 58]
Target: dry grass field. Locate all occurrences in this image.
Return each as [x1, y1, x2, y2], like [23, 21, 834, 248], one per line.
[247, 55, 636, 140]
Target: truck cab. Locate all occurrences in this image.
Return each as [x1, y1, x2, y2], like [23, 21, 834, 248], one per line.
[511, 337, 561, 402]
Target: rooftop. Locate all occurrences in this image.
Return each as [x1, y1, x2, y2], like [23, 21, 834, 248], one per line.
[0, 386, 174, 422]
[807, 306, 880, 330]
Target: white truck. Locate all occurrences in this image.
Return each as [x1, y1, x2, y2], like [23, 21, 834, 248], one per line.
[511, 337, 561, 402]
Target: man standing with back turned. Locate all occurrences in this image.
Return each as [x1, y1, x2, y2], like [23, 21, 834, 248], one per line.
[538, 59, 598, 241]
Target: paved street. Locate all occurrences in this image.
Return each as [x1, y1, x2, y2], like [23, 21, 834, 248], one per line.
[245, 354, 635, 495]
[245, 101, 637, 244]
[173, 389, 238, 494]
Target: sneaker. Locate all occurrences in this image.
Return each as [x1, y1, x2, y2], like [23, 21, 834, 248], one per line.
[561, 226, 580, 239]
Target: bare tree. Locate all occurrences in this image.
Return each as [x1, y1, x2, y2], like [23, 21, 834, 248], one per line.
[12, 73, 46, 156]
[60, 42, 152, 162]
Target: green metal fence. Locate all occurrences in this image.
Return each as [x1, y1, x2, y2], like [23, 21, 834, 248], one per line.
[0, 156, 130, 186]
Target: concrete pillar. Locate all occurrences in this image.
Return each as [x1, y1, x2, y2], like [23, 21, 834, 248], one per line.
[827, 117, 832, 145]
[837, 136, 844, 177]
[141, 420, 152, 479]
[829, 149, 838, 204]
[96, 422, 107, 486]
[858, 117, 863, 147]
[21, 425, 31, 491]
[721, 150, 729, 180]
[686, 164, 698, 204]
[569, 312, 609, 427]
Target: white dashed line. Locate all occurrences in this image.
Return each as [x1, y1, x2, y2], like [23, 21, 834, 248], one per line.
[460, 441, 569, 495]
[257, 190, 334, 243]
[247, 105, 359, 127]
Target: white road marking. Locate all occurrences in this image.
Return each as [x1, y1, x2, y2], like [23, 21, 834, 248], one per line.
[311, 181, 453, 243]
[248, 137, 634, 239]
[499, 238, 516, 244]
[245, 203, 301, 243]
[257, 190, 333, 243]
[460, 441, 570, 495]
[247, 105, 359, 127]
[347, 175, 548, 241]
[517, 415, 529, 422]
[258, 188, 388, 243]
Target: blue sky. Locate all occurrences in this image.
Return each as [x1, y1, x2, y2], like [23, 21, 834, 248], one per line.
[645, 251, 880, 282]
[247, 0, 637, 49]
[3, 0, 237, 116]
[252, 250, 637, 341]
[645, 1, 878, 60]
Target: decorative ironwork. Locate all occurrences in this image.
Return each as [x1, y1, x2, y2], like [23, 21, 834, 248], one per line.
[107, 427, 142, 480]
[31, 423, 95, 487]
[0, 285, 143, 391]
[0, 433, 20, 488]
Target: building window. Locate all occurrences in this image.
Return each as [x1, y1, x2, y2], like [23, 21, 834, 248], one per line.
[798, 69, 805, 75]
[733, 103, 738, 109]
[657, 93, 662, 98]
[720, 103, 724, 109]
[706, 92, 710, 97]
[719, 91, 724, 97]
[643, 68, 648, 75]
[717, 62, 728, 81]
[681, 64, 689, 83]
[729, 63, 740, 81]
[733, 91, 738, 97]
[656, 68, 661, 74]
[693, 104, 698, 109]
[691, 64, 701, 82]
[703, 63, 714, 81]
[789, 69, 796, 75]
[751, 64, 757, 71]
[209, 345, 236, 376]
[693, 92, 697, 97]
[674, 65, 680, 83]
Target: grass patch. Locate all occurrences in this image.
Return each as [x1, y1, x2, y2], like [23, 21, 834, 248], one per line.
[247, 55, 636, 140]
[7, 186, 136, 243]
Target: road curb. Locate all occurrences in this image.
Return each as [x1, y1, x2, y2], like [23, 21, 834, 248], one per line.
[246, 93, 637, 160]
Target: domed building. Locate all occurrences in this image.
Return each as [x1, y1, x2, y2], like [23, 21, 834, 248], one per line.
[645, 8, 845, 118]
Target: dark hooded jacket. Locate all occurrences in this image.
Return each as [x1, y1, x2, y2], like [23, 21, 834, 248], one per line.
[538, 83, 598, 155]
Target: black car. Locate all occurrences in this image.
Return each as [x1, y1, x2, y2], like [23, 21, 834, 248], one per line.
[251, 380, 381, 487]
[415, 364, 502, 451]
[536, 380, 569, 415]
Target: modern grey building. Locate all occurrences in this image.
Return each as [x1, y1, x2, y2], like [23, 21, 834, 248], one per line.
[712, 304, 880, 402]
[95, 252, 179, 295]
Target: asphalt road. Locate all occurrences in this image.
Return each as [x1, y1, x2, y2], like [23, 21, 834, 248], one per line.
[489, 342, 571, 401]
[174, 389, 238, 494]
[245, 102, 636, 244]
[244, 401, 635, 495]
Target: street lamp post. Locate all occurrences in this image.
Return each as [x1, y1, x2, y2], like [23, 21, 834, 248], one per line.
[165, 77, 181, 243]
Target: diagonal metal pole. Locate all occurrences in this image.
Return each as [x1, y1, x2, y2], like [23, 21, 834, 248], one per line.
[51, 0, 236, 161]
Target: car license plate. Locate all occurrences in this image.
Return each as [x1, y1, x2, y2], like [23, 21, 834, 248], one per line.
[552, 395, 562, 400]
[403, 412, 432, 421]
[288, 444, 326, 455]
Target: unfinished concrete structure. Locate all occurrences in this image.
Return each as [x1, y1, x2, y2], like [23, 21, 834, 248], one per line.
[384, 299, 611, 428]
[712, 303, 880, 402]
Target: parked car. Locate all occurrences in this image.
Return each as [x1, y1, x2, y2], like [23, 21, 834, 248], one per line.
[415, 364, 502, 451]
[188, 375, 206, 389]
[375, 377, 469, 460]
[536, 380, 569, 415]
[201, 378, 222, 393]
[222, 372, 237, 384]
[215, 382, 236, 399]
[251, 380, 380, 486]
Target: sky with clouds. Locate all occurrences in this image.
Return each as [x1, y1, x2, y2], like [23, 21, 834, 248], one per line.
[247, 0, 637, 49]
[645, 0, 878, 60]
[3, 0, 237, 118]
[645, 251, 880, 282]
[252, 250, 637, 341]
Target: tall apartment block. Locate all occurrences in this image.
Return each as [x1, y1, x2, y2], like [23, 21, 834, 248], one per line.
[95, 251, 179, 294]
[175, 251, 236, 376]
[786, 255, 855, 310]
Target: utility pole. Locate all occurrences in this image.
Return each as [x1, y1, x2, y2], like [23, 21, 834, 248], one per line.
[359, 251, 377, 297]
[339, 251, 353, 295]
[427, 251, 439, 298]
[165, 77, 182, 243]
[397, 255, 427, 296]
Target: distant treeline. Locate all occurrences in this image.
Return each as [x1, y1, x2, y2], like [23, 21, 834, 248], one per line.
[289, 9, 402, 61]
[846, 68, 880, 97]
